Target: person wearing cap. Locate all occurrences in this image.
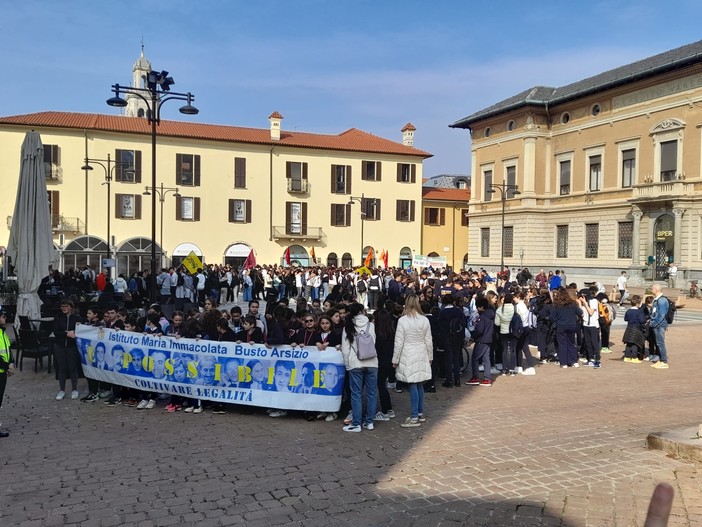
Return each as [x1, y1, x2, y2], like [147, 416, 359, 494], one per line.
[53, 299, 82, 401]
[0, 308, 15, 437]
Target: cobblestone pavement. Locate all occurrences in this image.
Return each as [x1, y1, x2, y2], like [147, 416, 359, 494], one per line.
[1, 322, 701, 527]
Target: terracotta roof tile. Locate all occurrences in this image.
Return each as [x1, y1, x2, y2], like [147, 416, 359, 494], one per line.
[422, 187, 471, 201]
[268, 111, 284, 119]
[0, 111, 432, 158]
[402, 122, 416, 131]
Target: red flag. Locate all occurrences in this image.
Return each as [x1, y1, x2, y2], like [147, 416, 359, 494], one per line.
[383, 249, 389, 268]
[310, 246, 316, 264]
[363, 247, 374, 267]
[284, 247, 291, 265]
[244, 249, 256, 270]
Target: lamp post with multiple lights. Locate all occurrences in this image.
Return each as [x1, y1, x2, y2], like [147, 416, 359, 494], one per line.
[106, 70, 198, 303]
[487, 183, 521, 280]
[143, 183, 180, 268]
[81, 154, 134, 278]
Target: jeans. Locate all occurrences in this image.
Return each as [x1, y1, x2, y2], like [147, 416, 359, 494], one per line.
[471, 342, 491, 380]
[408, 382, 424, 419]
[348, 367, 378, 427]
[653, 324, 668, 362]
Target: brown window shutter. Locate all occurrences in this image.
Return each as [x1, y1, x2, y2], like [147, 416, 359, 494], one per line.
[194, 156, 201, 187]
[301, 202, 308, 235]
[52, 145, 60, 165]
[302, 163, 308, 180]
[286, 162, 292, 179]
[285, 202, 292, 234]
[51, 191, 60, 217]
[374, 198, 381, 220]
[194, 197, 201, 221]
[461, 209, 469, 227]
[424, 208, 430, 224]
[245, 200, 252, 223]
[376, 162, 382, 181]
[396, 200, 401, 221]
[229, 199, 235, 222]
[345, 165, 352, 194]
[176, 196, 182, 221]
[330, 204, 336, 226]
[135, 150, 142, 183]
[345, 203, 351, 226]
[234, 157, 246, 188]
[396, 164, 402, 182]
[135, 195, 142, 220]
[411, 164, 416, 183]
[410, 201, 415, 221]
[115, 194, 122, 218]
[440, 208, 446, 225]
[361, 161, 368, 180]
[175, 154, 182, 185]
[114, 149, 123, 182]
[330, 165, 336, 193]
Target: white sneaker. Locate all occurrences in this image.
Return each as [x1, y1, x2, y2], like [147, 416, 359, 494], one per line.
[71, 390, 80, 400]
[136, 399, 149, 410]
[362, 422, 375, 430]
[269, 410, 287, 418]
[374, 411, 390, 421]
[490, 367, 500, 375]
[386, 382, 396, 390]
[193, 406, 204, 414]
[515, 366, 523, 374]
[343, 424, 361, 432]
[184, 406, 194, 413]
[478, 365, 485, 372]
[55, 391, 65, 401]
[521, 367, 536, 376]
[572, 363, 580, 368]
[145, 399, 156, 409]
[495, 363, 503, 371]
[324, 412, 337, 422]
[387, 409, 396, 418]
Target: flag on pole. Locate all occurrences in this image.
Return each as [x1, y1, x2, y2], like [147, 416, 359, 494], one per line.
[244, 249, 256, 270]
[310, 246, 316, 264]
[383, 249, 389, 268]
[363, 247, 374, 267]
[379, 249, 386, 268]
[284, 247, 291, 265]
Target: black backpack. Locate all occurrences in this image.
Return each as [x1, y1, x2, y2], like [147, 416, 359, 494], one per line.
[357, 280, 367, 293]
[662, 296, 676, 324]
[509, 312, 524, 338]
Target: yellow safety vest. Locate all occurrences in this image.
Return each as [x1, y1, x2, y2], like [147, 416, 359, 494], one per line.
[0, 328, 11, 374]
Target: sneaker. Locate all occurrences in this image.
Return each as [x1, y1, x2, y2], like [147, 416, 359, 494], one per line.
[71, 390, 80, 400]
[165, 404, 177, 413]
[650, 355, 660, 363]
[515, 367, 523, 374]
[480, 379, 493, 386]
[478, 365, 484, 372]
[316, 413, 327, 420]
[343, 412, 353, 425]
[386, 382, 396, 390]
[593, 361, 602, 369]
[600, 347, 612, 354]
[183, 406, 195, 413]
[98, 390, 112, 399]
[623, 357, 632, 362]
[495, 363, 503, 370]
[374, 411, 390, 421]
[192, 406, 204, 413]
[174, 405, 182, 411]
[561, 365, 568, 369]
[400, 417, 421, 428]
[579, 357, 588, 363]
[418, 413, 427, 422]
[465, 377, 481, 385]
[652, 361, 669, 369]
[55, 391, 65, 401]
[387, 409, 396, 419]
[145, 399, 156, 410]
[393, 387, 404, 393]
[343, 424, 362, 433]
[509, 370, 517, 377]
[212, 406, 227, 415]
[490, 367, 500, 374]
[362, 422, 374, 430]
[584, 361, 595, 367]
[104, 397, 121, 406]
[81, 393, 98, 403]
[269, 410, 287, 418]
[521, 367, 536, 376]
[126, 398, 139, 407]
[136, 399, 149, 410]
[643, 356, 651, 361]
[325, 413, 337, 422]
[571, 363, 580, 368]
[630, 358, 642, 364]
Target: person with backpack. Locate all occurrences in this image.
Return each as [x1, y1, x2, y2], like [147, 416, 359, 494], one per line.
[578, 286, 602, 368]
[596, 293, 615, 353]
[367, 271, 382, 311]
[622, 295, 647, 363]
[550, 288, 583, 368]
[650, 284, 671, 369]
[465, 296, 495, 386]
[494, 293, 518, 375]
[514, 291, 537, 375]
[340, 303, 378, 432]
[438, 294, 466, 387]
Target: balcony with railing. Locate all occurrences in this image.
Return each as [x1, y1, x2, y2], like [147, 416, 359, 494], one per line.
[287, 179, 309, 193]
[52, 215, 85, 234]
[45, 164, 63, 182]
[272, 226, 323, 241]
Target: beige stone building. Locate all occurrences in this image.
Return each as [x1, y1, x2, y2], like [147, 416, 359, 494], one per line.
[0, 53, 431, 277]
[451, 40, 702, 286]
[421, 187, 470, 270]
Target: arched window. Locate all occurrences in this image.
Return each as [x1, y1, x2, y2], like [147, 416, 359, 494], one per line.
[327, 252, 338, 267]
[116, 237, 161, 278]
[341, 252, 353, 268]
[62, 236, 108, 273]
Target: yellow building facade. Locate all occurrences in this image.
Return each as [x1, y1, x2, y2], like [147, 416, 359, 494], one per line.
[421, 187, 470, 270]
[451, 40, 702, 286]
[0, 111, 430, 276]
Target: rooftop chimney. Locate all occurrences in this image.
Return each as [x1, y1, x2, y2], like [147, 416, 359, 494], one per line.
[269, 111, 283, 141]
[401, 122, 416, 147]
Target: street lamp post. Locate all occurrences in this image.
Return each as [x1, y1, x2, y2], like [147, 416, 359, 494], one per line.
[487, 183, 521, 280]
[106, 70, 198, 304]
[81, 154, 133, 279]
[348, 193, 376, 266]
[143, 184, 180, 267]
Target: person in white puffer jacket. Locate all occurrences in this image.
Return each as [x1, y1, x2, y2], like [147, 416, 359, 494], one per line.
[392, 294, 433, 428]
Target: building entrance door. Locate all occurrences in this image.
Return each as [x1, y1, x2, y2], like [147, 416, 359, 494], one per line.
[655, 242, 669, 280]
[653, 214, 674, 280]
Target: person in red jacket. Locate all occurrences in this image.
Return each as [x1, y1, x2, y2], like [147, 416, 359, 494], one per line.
[95, 270, 106, 292]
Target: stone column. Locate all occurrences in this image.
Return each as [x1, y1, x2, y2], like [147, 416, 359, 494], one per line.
[522, 137, 536, 197]
[632, 209, 643, 267]
[673, 207, 684, 286]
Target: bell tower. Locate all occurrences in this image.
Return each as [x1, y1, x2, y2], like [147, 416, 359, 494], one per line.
[125, 44, 151, 118]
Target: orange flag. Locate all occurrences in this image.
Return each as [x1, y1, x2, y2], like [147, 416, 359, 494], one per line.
[310, 246, 316, 264]
[383, 249, 389, 268]
[363, 247, 374, 267]
[379, 249, 386, 268]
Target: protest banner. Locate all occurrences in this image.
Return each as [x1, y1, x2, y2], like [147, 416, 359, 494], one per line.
[75, 326, 345, 412]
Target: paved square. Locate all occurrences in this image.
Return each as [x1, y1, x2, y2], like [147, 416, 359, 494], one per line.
[1, 323, 700, 526]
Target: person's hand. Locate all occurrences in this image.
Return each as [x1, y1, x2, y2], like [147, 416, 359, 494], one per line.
[644, 482, 674, 527]
[392, 363, 397, 368]
[7, 364, 15, 376]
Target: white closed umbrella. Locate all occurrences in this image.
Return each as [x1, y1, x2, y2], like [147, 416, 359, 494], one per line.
[6, 130, 55, 324]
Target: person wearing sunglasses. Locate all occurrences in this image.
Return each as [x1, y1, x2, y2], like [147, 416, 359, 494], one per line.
[290, 313, 317, 348]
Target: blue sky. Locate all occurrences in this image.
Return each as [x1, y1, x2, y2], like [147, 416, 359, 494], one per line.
[2, 0, 702, 177]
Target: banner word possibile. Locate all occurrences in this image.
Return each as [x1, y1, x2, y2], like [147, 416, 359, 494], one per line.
[75, 326, 345, 412]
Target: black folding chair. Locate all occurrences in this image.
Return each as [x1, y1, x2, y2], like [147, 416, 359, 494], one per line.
[17, 329, 51, 372]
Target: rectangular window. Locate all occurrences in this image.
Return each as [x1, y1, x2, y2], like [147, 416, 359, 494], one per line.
[622, 149, 635, 188]
[423, 207, 445, 226]
[556, 225, 569, 258]
[285, 202, 307, 235]
[234, 157, 246, 188]
[395, 200, 415, 221]
[44, 144, 60, 180]
[176, 153, 201, 186]
[660, 140, 677, 181]
[503, 226, 513, 258]
[115, 149, 141, 183]
[618, 221, 633, 259]
[461, 208, 469, 227]
[585, 223, 599, 258]
[589, 155, 602, 191]
[176, 196, 201, 221]
[506, 165, 517, 197]
[115, 194, 142, 219]
[228, 199, 252, 223]
[286, 161, 309, 192]
[559, 160, 571, 195]
[362, 161, 382, 181]
[480, 228, 490, 257]
[48, 190, 60, 226]
[331, 164, 351, 194]
[396, 163, 416, 183]
[330, 203, 351, 226]
[362, 197, 380, 220]
[483, 170, 493, 201]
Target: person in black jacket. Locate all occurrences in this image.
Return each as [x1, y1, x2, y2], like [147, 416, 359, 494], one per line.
[53, 299, 82, 401]
[438, 295, 466, 387]
[466, 296, 495, 386]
